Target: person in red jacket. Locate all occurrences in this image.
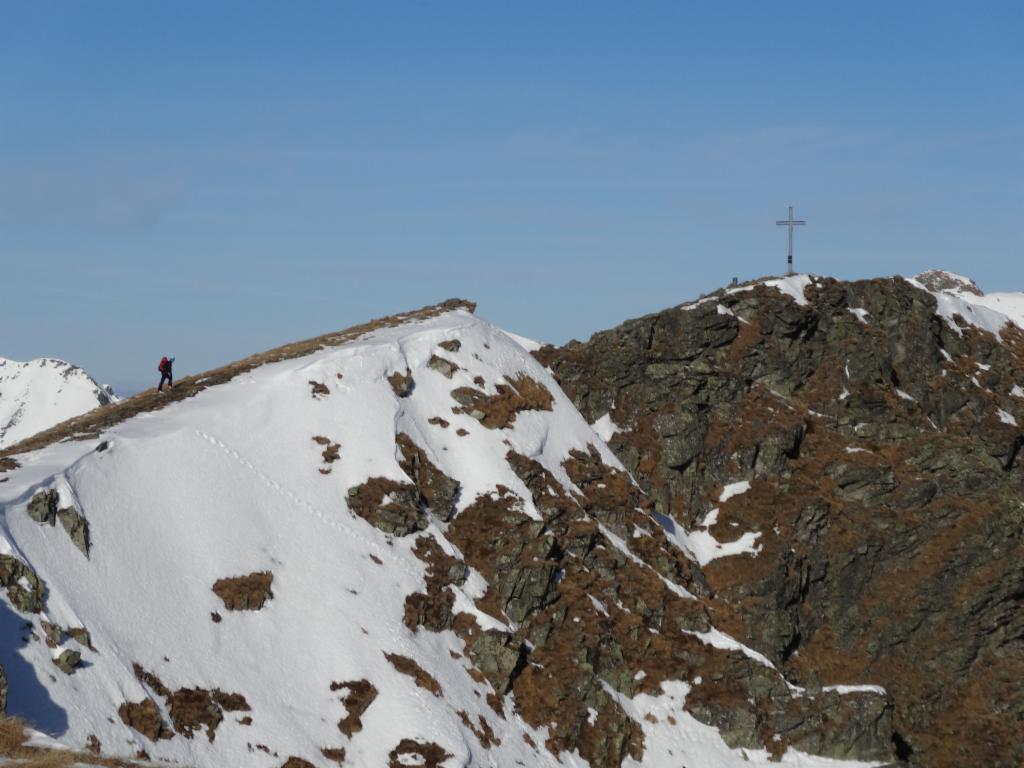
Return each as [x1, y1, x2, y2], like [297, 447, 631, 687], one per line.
[158, 356, 175, 392]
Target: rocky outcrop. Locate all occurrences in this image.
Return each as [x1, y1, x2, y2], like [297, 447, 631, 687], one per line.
[347, 436, 461, 537]
[346, 478, 425, 536]
[536, 275, 1024, 768]
[0, 554, 45, 613]
[27, 489, 90, 556]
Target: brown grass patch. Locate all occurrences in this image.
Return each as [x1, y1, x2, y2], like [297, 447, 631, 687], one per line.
[118, 699, 171, 741]
[330, 679, 378, 736]
[212, 572, 274, 611]
[320, 747, 346, 764]
[387, 369, 414, 398]
[384, 652, 442, 696]
[387, 739, 453, 768]
[450, 374, 554, 429]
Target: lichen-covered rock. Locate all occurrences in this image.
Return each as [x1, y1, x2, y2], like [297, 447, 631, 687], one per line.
[347, 478, 425, 536]
[57, 506, 91, 557]
[0, 554, 45, 613]
[27, 490, 91, 557]
[54, 648, 81, 675]
[27, 489, 58, 525]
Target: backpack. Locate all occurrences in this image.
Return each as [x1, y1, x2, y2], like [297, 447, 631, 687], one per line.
[158, 357, 169, 373]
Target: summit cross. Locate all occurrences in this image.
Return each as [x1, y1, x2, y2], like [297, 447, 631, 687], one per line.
[776, 206, 806, 276]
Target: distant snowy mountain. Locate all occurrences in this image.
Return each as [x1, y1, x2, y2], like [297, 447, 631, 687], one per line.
[0, 300, 892, 768]
[0, 358, 116, 449]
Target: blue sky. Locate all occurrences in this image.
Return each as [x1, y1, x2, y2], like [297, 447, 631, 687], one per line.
[2, 2, 1021, 394]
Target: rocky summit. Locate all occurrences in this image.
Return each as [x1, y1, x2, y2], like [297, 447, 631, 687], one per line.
[536, 273, 1024, 768]
[0, 275, 1020, 768]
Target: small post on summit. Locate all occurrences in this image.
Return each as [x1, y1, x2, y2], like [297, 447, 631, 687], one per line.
[776, 205, 806, 276]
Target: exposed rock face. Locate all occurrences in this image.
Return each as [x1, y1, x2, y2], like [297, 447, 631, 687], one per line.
[536, 276, 1024, 768]
[402, 436, 894, 767]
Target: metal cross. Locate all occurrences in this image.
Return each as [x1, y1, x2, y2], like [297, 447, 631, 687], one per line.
[776, 206, 806, 276]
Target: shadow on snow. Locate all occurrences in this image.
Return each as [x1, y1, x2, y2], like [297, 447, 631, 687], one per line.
[0, 599, 68, 735]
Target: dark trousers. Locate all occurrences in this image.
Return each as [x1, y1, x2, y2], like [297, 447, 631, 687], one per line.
[158, 372, 173, 391]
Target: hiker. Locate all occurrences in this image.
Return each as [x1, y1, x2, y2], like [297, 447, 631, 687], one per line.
[158, 356, 175, 391]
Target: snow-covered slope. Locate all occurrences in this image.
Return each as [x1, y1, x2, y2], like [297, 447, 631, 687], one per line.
[0, 358, 116, 450]
[910, 269, 1024, 339]
[0, 306, 885, 768]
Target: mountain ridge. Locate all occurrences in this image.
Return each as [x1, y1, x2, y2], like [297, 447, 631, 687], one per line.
[0, 291, 896, 768]
[0, 274, 1020, 767]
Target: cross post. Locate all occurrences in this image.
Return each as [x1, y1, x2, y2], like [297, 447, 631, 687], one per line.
[775, 206, 806, 276]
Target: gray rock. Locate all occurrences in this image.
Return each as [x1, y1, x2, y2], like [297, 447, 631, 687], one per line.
[27, 490, 58, 525]
[57, 507, 91, 557]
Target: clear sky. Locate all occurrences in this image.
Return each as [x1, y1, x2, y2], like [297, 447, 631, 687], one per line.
[2, 2, 1022, 394]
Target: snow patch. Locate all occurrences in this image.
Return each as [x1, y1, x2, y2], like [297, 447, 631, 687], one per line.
[719, 481, 751, 503]
[997, 409, 1018, 427]
[823, 684, 888, 696]
[655, 508, 762, 568]
[591, 413, 620, 442]
[762, 275, 814, 307]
